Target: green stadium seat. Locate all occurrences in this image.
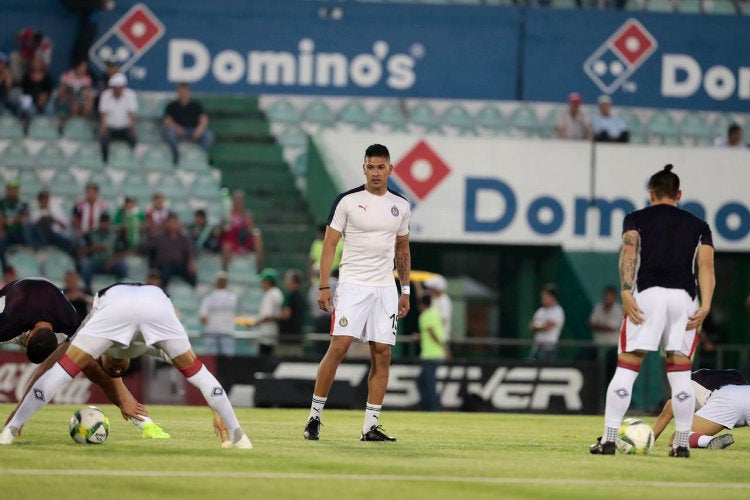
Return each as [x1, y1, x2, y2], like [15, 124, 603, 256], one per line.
[510, 105, 542, 137]
[72, 142, 104, 171]
[710, 113, 740, 141]
[62, 117, 95, 141]
[51, 171, 81, 198]
[266, 99, 301, 125]
[39, 247, 76, 283]
[408, 102, 442, 134]
[292, 152, 307, 176]
[170, 200, 193, 223]
[679, 112, 713, 145]
[138, 95, 167, 120]
[442, 104, 476, 135]
[27, 116, 60, 140]
[240, 287, 263, 313]
[277, 125, 307, 149]
[168, 281, 199, 312]
[154, 174, 185, 199]
[339, 99, 372, 130]
[227, 254, 257, 284]
[191, 172, 221, 200]
[646, 0, 677, 12]
[647, 111, 678, 141]
[37, 142, 67, 168]
[142, 145, 174, 173]
[108, 145, 141, 172]
[179, 149, 210, 173]
[0, 116, 25, 139]
[541, 108, 560, 138]
[2, 143, 36, 169]
[475, 104, 509, 135]
[8, 249, 40, 277]
[137, 120, 163, 143]
[706, 0, 740, 14]
[197, 253, 223, 283]
[374, 100, 408, 132]
[18, 169, 44, 199]
[125, 254, 149, 282]
[302, 100, 336, 128]
[88, 171, 117, 200]
[119, 174, 152, 201]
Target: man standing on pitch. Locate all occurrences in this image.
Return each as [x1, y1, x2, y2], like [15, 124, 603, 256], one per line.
[590, 164, 715, 458]
[304, 144, 411, 442]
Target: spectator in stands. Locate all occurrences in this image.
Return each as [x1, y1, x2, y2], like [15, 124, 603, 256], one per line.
[93, 56, 120, 113]
[145, 192, 171, 237]
[528, 283, 565, 362]
[585, 285, 623, 378]
[98, 72, 137, 163]
[78, 212, 129, 294]
[592, 95, 629, 143]
[188, 208, 221, 253]
[29, 189, 75, 256]
[0, 53, 13, 115]
[422, 274, 452, 344]
[139, 212, 197, 289]
[17, 57, 55, 122]
[63, 268, 92, 325]
[220, 189, 264, 272]
[417, 294, 449, 412]
[280, 269, 306, 345]
[10, 28, 53, 82]
[162, 83, 214, 165]
[714, 123, 746, 148]
[72, 181, 109, 238]
[256, 268, 283, 355]
[0, 180, 32, 249]
[113, 196, 145, 250]
[0, 265, 17, 287]
[57, 60, 94, 118]
[556, 92, 592, 141]
[199, 271, 239, 356]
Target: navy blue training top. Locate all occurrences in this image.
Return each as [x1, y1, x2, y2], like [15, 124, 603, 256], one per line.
[623, 204, 712, 299]
[0, 278, 80, 342]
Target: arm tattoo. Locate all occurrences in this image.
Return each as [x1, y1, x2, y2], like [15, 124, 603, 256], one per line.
[619, 232, 639, 292]
[395, 239, 411, 285]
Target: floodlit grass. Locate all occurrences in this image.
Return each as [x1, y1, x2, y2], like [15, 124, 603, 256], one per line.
[1, 404, 749, 499]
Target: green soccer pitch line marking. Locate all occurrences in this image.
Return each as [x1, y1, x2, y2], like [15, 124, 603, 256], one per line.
[2, 470, 750, 489]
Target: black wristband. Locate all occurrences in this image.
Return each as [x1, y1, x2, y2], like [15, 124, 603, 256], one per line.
[318, 286, 330, 290]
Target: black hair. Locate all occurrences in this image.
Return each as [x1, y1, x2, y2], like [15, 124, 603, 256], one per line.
[728, 123, 742, 136]
[26, 327, 58, 364]
[421, 294, 432, 308]
[364, 144, 390, 161]
[195, 208, 207, 218]
[648, 164, 680, 200]
[542, 283, 559, 298]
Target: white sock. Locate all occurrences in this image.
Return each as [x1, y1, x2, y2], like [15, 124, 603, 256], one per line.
[603, 366, 639, 440]
[309, 394, 327, 421]
[667, 369, 694, 448]
[130, 415, 154, 429]
[185, 365, 244, 442]
[8, 363, 73, 430]
[696, 434, 713, 448]
[363, 402, 382, 433]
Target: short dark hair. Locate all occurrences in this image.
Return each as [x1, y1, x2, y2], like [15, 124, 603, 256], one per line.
[728, 123, 742, 136]
[26, 327, 58, 364]
[648, 164, 680, 200]
[364, 144, 390, 161]
[542, 283, 559, 298]
[421, 294, 432, 308]
[195, 209, 207, 218]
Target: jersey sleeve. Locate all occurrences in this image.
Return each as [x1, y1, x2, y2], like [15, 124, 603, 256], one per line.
[397, 202, 411, 237]
[699, 221, 713, 247]
[328, 196, 347, 233]
[622, 212, 638, 234]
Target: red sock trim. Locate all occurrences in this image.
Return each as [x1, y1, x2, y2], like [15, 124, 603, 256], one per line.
[666, 362, 692, 372]
[58, 354, 83, 378]
[617, 360, 641, 373]
[689, 432, 701, 448]
[178, 358, 203, 378]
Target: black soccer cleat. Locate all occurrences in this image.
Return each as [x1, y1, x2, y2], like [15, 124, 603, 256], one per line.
[589, 437, 616, 455]
[304, 416, 321, 440]
[706, 434, 734, 450]
[361, 424, 397, 442]
[669, 446, 690, 458]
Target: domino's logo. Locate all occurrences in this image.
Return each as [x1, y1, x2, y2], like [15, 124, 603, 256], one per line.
[583, 19, 657, 94]
[389, 140, 451, 209]
[89, 3, 166, 73]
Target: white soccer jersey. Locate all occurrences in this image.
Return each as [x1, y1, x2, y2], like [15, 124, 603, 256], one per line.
[328, 186, 410, 286]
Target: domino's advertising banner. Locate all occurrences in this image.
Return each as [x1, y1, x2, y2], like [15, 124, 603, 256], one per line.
[85, 0, 519, 98]
[523, 10, 750, 111]
[317, 132, 750, 252]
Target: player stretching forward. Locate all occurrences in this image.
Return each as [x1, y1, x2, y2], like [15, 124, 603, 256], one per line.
[0, 282, 252, 448]
[304, 144, 411, 442]
[590, 164, 715, 458]
[653, 368, 748, 450]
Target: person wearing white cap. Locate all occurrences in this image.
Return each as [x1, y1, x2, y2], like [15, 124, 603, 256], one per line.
[423, 274, 452, 342]
[98, 72, 138, 163]
[592, 94, 629, 143]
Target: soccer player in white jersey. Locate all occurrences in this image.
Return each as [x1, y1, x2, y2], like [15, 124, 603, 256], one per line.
[590, 165, 715, 458]
[0, 282, 252, 449]
[304, 144, 411, 442]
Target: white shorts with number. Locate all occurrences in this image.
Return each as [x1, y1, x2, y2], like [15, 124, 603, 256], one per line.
[695, 385, 750, 429]
[71, 284, 191, 359]
[619, 286, 698, 356]
[330, 282, 398, 345]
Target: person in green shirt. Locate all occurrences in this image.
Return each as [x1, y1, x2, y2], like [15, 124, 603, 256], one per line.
[113, 196, 145, 250]
[417, 294, 450, 411]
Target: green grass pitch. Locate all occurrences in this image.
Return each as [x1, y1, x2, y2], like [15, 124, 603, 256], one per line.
[1, 404, 749, 499]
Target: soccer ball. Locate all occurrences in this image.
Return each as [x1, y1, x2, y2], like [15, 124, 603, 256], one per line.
[616, 418, 654, 455]
[69, 406, 110, 444]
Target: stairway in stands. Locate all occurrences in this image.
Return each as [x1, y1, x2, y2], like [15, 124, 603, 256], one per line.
[203, 95, 315, 275]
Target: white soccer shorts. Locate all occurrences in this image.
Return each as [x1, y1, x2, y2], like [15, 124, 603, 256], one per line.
[695, 385, 750, 429]
[330, 282, 399, 345]
[619, 286, 698, 356]
[72, 284, 191, 359]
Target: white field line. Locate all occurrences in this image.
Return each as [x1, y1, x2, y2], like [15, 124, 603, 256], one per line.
[1, 470, 750, 489]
